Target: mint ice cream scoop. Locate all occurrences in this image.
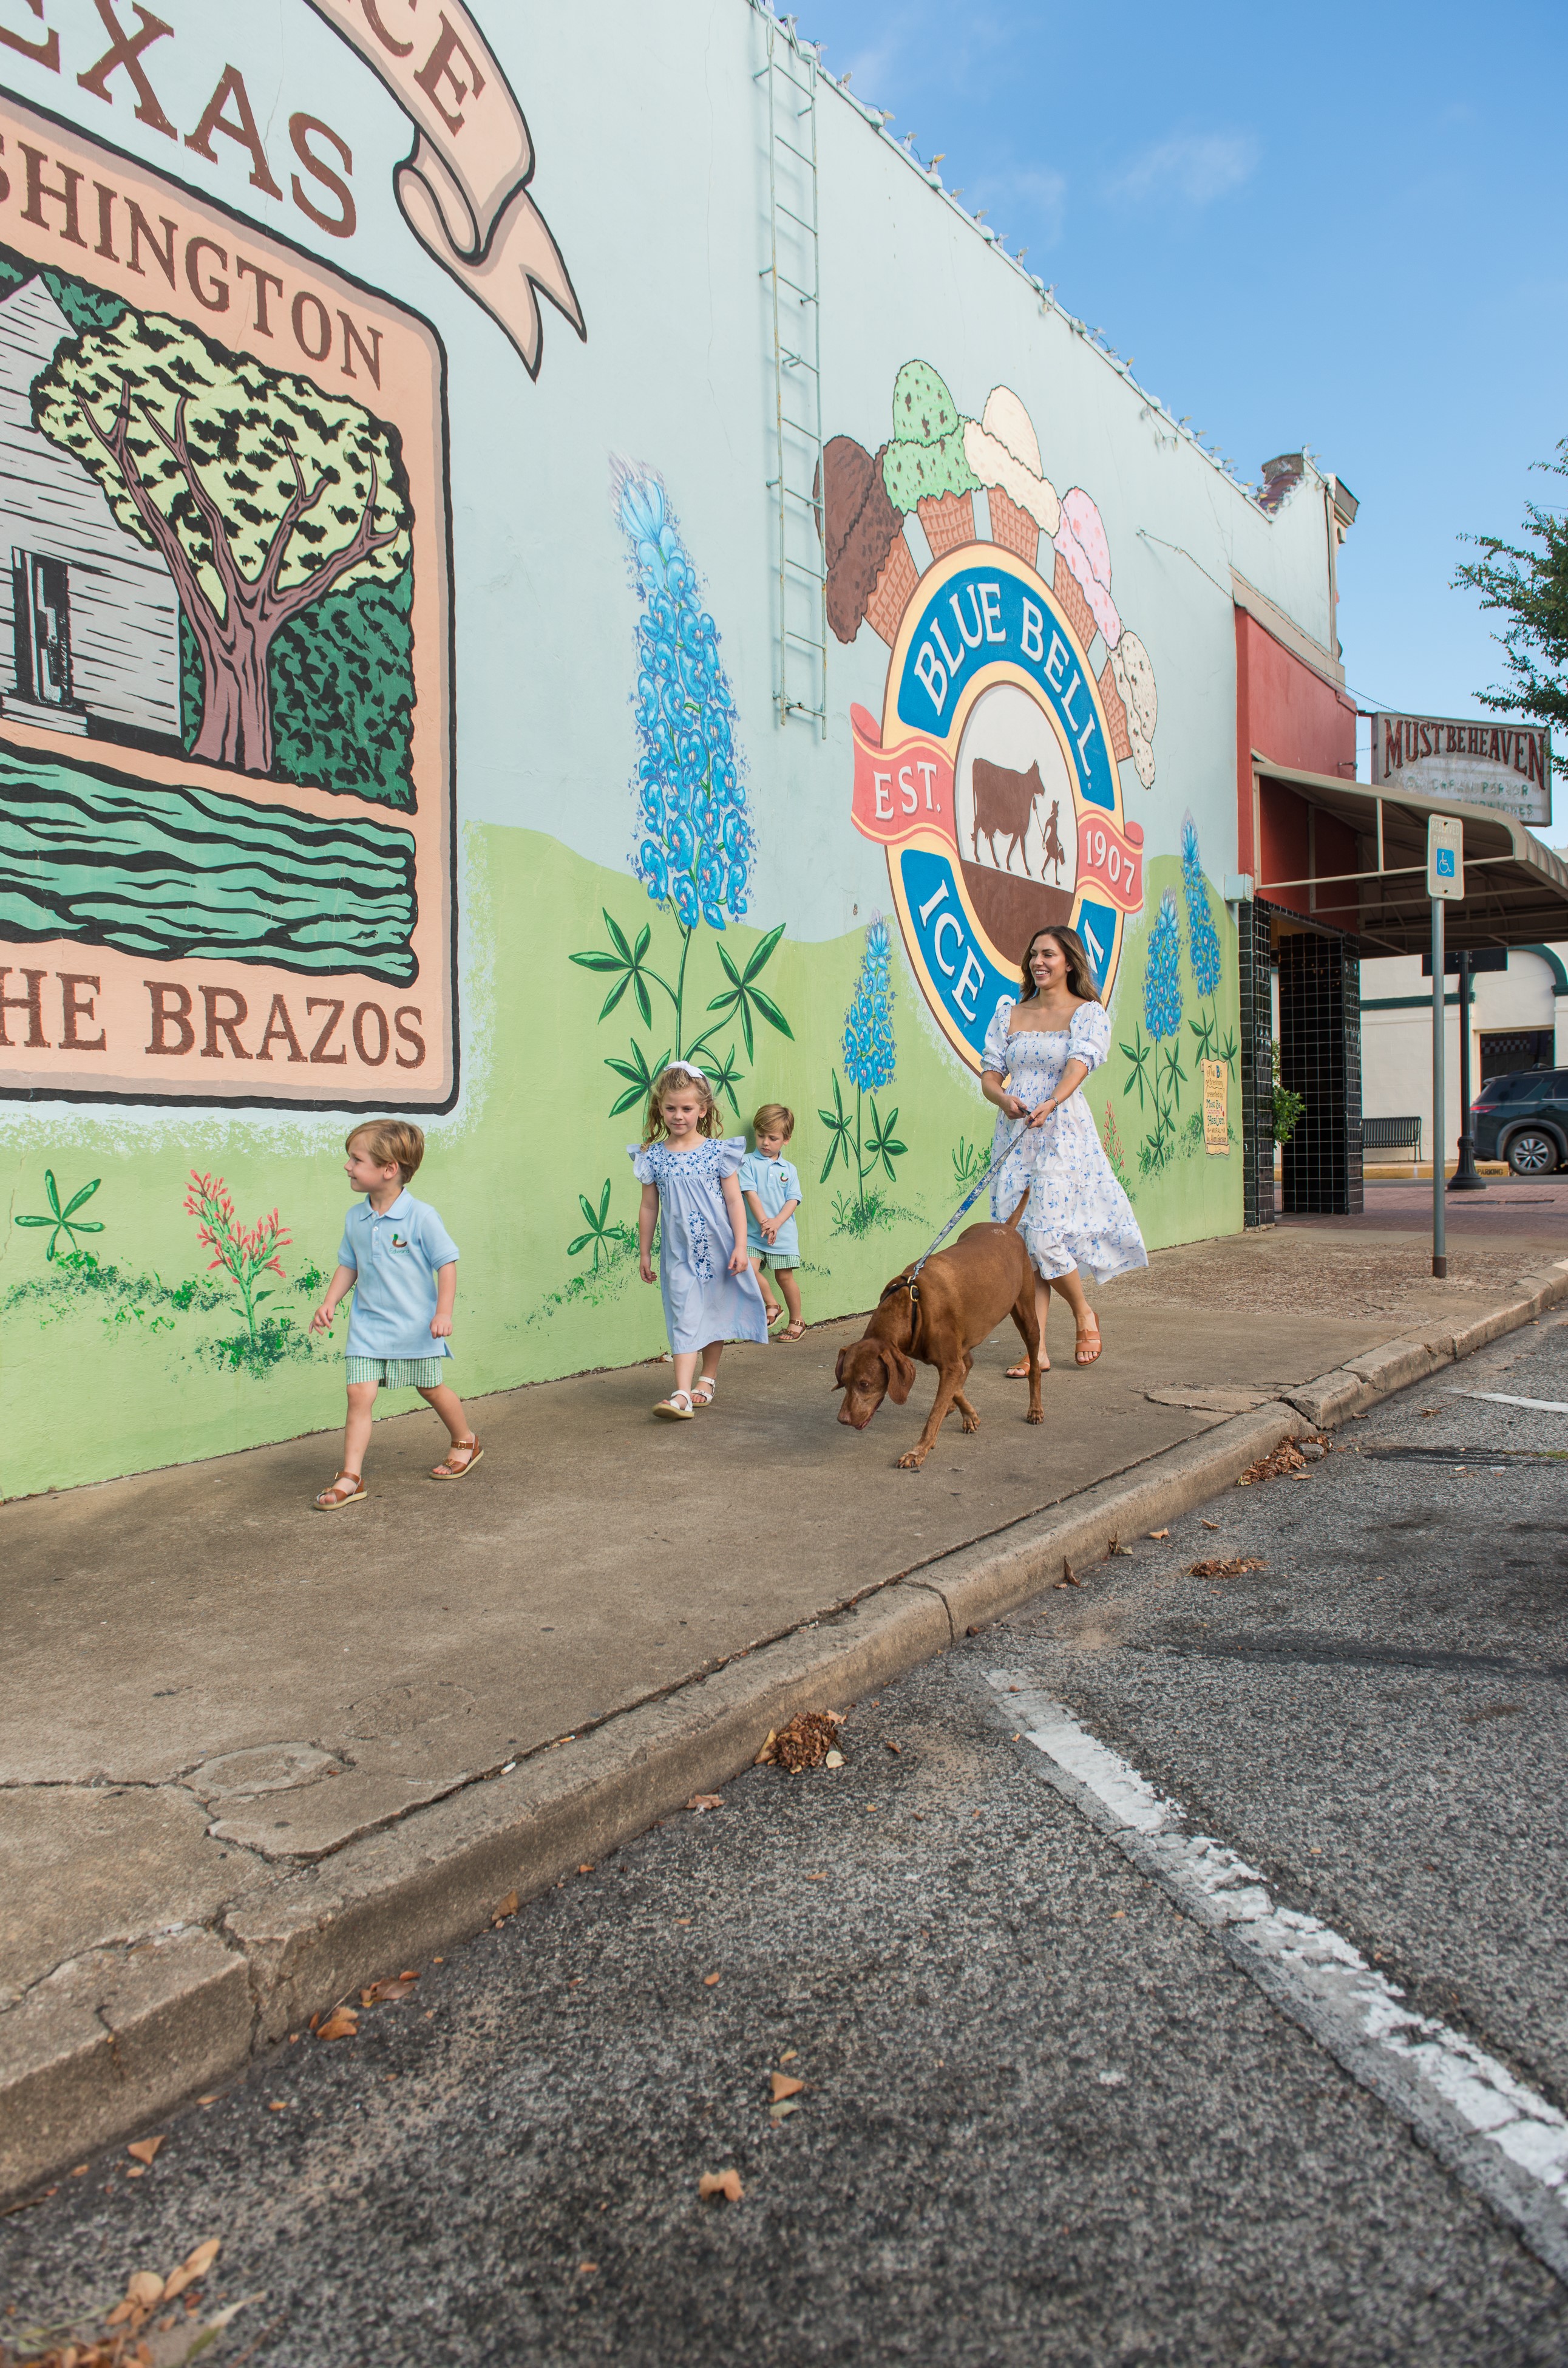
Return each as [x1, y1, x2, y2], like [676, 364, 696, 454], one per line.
[881, 358, 978, 514]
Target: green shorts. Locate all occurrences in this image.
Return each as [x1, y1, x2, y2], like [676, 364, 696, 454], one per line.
[750, 1248, 801, 1270]
[345, 1355, 449, 1388]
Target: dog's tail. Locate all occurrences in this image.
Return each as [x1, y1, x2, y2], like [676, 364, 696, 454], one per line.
[1004, 1186, 1031, 1232]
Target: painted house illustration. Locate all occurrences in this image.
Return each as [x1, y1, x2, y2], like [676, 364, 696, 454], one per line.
[0, 275, 180, 740]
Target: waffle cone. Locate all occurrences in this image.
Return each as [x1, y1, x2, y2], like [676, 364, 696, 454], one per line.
[1053, 551, 1096, 651]
[917, 489, 978, 557]
[986, 485, 1040, 566]
[864, 532, 918, 645]
[1099, 657, 1132, 763]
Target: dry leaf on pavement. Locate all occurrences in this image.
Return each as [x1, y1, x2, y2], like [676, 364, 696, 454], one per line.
[315, 2007, 359, 2042]
[1054, 1557, 1080, 1589]
[698, 2169, 744, 2202]
[162, 2240, 220, 2301]
[884, 1740, 901, 1755]
[753, 1729, 778, 1766]
[759, 1710, 846, 1773]
[1147, 1528, 1169, 1539]
[1188, 1557, 1268, 1579]
[361, 1975, 418, 2007]
[823, 1749, 844, 1768]
[1237, 1441, 1308, 1488]
[126, 2138, 163, 2166]
[687, 1795, 724, 1812]
[492, 1890, 520, 1926]
[703, 1972, 721, 1987]
[770, 2073, 805, 2101]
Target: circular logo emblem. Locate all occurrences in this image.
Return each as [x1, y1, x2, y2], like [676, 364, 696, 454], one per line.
[849, 546, 1143, 1071]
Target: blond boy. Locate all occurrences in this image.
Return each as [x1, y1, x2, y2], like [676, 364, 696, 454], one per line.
[308, 1121, 479, 1506]
[739, 1103, 805, 1339]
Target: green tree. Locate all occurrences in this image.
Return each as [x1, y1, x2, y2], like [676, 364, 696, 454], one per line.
[32, 311, 411, 777]
[1454, 443, 1568, 761]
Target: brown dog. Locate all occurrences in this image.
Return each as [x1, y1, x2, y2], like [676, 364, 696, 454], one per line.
[835, 1191, 1042, 1468]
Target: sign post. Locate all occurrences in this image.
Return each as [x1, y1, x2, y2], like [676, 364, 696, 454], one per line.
[1427, 815, 1465, 1276]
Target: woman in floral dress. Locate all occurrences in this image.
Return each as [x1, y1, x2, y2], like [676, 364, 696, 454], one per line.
[980, 925, 1147, 1370]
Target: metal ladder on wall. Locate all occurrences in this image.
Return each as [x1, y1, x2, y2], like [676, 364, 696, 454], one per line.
[756, 13, 826, 735]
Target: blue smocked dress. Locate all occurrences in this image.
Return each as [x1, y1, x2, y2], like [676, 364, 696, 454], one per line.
[983, 998, 1148, 1285]
[629, 1135, 770, 1354]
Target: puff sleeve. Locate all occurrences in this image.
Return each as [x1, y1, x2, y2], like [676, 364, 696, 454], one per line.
[1067, 999, 1111, 1073]
[981, 996, 1015, 1076]
[628, 1142, 659, 1185]
[715, 1135, 749, 1177]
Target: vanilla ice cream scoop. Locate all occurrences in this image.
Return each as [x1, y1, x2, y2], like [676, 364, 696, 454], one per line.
[963, 385, 1061, 540]
[1053, 487, 1121, 650]
[1110, 629, 1157, 787]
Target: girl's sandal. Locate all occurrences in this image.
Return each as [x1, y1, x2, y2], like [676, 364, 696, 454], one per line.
[690, 1377, 718, 1407]
[653, 1391, 695, 1420]
[781, 1321, 806, 1341]
[1004, 1356, 1049, 1378]
[1075, 1320, 1103, 1367]
[432, 1437, 483, 1479]
[314, 1472, 366, 1511]
[766, 1302, 786, 1329]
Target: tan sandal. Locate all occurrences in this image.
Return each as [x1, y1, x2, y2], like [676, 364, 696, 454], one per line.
[431, 1437, 483, 1479]
[314, 1472, 366, 1511]
[653, 1391, 695, 1420]
[765, 1301, 786, 1329]
[781, 1321, 806, 1341]
[1075, 1319, 1102, 1367]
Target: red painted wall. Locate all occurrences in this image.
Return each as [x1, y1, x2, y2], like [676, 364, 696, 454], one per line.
[1235, 608, 1357, 903]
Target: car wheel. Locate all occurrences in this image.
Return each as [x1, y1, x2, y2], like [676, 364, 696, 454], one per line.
[1506, 1131, 1559, 1175]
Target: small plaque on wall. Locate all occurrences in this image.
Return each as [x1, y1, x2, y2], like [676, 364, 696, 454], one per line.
[1203, 1060, 1230, 1155]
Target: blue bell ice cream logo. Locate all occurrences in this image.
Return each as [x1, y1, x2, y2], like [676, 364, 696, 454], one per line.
[825, 370, 1155, 1073]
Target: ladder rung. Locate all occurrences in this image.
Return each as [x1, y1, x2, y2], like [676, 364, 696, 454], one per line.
[775, 134, 815, 166]
[775, 203, 818, 235]
[783, 559, 826, 583]
[783, 628, 825, 650]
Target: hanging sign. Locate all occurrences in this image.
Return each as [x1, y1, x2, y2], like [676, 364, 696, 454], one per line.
[1372, 711, 1550, 830]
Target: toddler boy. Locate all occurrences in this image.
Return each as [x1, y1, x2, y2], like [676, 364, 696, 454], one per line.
[308, 1121, 480, 1506]
[739, 1103, 804, 1339]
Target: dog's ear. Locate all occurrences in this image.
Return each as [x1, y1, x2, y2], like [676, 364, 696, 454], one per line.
[881, 1343, 917, 1404]
[833, 1345, 849, 1387]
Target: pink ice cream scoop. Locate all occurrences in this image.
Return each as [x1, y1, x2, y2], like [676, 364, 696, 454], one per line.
[1053, 488, 1121, 650]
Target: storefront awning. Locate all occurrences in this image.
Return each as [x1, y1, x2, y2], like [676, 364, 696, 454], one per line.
[1251, 755, 1568, 955]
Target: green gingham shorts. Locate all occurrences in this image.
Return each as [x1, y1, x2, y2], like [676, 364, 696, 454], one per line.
[345, 1356, 449, 1388]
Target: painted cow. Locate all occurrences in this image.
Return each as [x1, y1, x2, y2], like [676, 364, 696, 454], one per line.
[971, 757, 1044, 876]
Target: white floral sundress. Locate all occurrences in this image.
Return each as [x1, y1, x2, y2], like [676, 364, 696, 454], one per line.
[628, 1135, 770, 1355]
[982, 998, 1148, 1286]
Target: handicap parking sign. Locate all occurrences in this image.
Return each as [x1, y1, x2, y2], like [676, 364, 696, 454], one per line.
[1435, 847, 1455, 877]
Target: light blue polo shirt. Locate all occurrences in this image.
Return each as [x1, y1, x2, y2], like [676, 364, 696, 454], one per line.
[337, 1191, 460, 1361]
[738, 1151, 801, 1258]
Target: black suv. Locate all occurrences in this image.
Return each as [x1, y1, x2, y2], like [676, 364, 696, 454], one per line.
[1470, 1071, 1568, 1173]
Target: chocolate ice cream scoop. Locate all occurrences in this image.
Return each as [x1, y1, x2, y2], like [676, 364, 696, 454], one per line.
[820, 434, 909, 645]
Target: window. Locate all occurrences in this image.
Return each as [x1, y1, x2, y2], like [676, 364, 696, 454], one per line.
[11, 548, 73, 709]
[1479, 1029, 1555, 1083]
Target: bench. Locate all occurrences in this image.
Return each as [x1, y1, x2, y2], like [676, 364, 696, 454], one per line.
[1362, 1116, 1422, 1158]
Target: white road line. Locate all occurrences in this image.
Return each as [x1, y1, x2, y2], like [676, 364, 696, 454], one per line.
[1449, 1389, 1568, 1414]
[986, 1670, 1568, 2285]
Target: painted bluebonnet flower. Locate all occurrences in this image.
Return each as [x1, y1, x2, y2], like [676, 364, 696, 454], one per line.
[843, 919, 897, 1092]
[618, 468, 753, 928]
[1181, 815, 1221, 998]
[1144, 890, 1183, 1040]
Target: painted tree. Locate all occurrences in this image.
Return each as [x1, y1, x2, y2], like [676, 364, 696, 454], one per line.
[32, 311, 410, 776]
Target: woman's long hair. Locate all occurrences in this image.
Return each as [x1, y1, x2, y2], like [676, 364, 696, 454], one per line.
[1018, 924, 1101, 1005]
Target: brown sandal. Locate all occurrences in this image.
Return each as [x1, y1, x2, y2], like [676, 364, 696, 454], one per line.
[314, 1472, 366, 1511]
[431, 1437, 483, 1479]
[1075, 1319, 1102, 1366]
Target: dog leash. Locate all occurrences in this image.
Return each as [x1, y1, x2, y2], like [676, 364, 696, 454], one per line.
[902, 1113, 1039, 1298]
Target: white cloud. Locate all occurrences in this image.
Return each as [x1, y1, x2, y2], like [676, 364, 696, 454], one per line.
[1111, 131, 1260, 208]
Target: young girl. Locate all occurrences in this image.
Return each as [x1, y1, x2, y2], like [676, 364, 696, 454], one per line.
[631, 1061, 769, 1419]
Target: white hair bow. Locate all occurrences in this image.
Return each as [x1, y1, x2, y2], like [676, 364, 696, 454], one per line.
[664, 1060, 708, 1082]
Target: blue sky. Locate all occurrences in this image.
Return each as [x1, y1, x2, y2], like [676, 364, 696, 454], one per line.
[804, 0, 1568, 842]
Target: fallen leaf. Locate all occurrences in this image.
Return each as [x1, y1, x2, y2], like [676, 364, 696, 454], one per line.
[268, 2100, 289, 2112]
[884, 1740, 902, 1755]
[770, 2072, 806, 2101]
[823, 1749, 845, 1769]
[703, 1972, 721, 1987]
[579, 2262, 599, 2274]
[127, 2163, 148, 2177]
[806, 1872, 827, 1881]
[779, 2049, 798, 2063]
[1110, 1910, 1125, 1920]
[492, 1890, 520, 1926]
[1054, 1556, 1081, 1590]
[163, 2239, 220, 2300]
[767, 1710, 844, 1773]
[71, 2163, 89, 2176]
[770, 2097, 801, 2121]
[1187, 1557, 1268, 1579]
[361, 1976, 417, 2007]
[578, 1863, 596, 1873]
[687, 1795, 723, 1813]
[127, 2137, 164, 2166]
[1201, 1519, 1220, 1530]
[126, 2271, 166, 2307]
[699, 2168, 744, 2202]
[1147, 1528, 1169, 1539]
[316, 2007, 359, 2042]
[753, 1730, 778, 1766]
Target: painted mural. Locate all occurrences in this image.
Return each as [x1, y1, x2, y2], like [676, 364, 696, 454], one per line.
[0, 89, 452, 1110]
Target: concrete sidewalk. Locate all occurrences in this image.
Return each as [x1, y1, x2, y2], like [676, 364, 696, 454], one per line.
[4, 1205, 1566, 2199]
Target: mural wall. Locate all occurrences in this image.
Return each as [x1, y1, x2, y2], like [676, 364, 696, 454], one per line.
[0, 0, 1339, 1497]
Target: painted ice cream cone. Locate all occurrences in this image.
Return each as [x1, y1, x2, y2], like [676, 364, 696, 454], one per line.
[865, 531, 919, 644]
[1053, 488, 1121, 652]
[1099, 656, 1132, 763]
[818, 434, 915, 646]
[881, 359, 979, 562]
[962, 386, 1059, 571]
[1053, 549, 1097, 652]
[1110, 630, 1158, 788]
[916, 489, 977, 556]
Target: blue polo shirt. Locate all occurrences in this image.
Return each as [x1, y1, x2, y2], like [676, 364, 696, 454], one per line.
[337, 1191, 460, 1361]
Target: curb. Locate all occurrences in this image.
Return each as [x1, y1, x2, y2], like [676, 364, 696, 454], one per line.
[5, 1264, 1566, 2204]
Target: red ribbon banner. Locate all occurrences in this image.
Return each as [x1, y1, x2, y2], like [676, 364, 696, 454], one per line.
[849, 704, 955, 848]
[1076, 810, 1145, 913]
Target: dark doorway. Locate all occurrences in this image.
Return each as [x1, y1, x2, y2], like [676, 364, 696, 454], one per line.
[1278, 927, 1363, 1216]
[12, 548, 73, 709]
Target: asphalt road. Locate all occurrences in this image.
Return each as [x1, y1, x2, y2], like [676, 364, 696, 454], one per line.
[5, 1316, 1567, 2366]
